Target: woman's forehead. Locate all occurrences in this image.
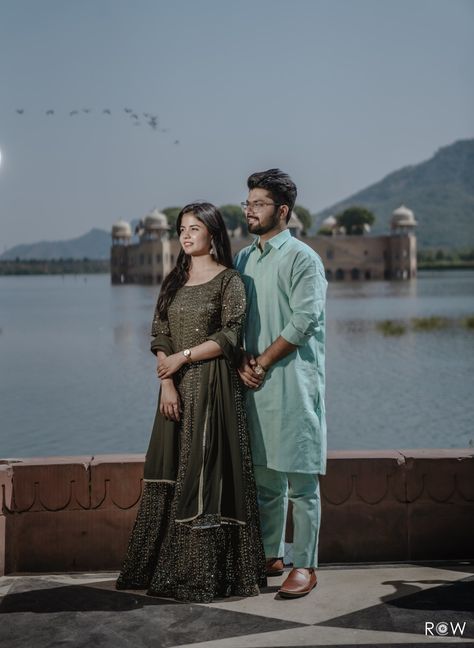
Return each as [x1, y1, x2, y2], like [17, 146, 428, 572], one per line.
[181, 213, 203, 227]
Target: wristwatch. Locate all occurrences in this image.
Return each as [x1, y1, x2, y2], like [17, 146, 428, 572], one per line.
[182, 348, 192, 362]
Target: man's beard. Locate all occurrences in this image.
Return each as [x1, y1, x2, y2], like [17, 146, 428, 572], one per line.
[247, 212, 280, 236]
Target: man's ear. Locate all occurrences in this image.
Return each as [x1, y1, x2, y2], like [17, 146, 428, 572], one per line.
[280, 204, 289, 222]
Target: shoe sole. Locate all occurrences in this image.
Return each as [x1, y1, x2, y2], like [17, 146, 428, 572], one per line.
[278, 582, 317, 598]
[266, 570, 284, 577]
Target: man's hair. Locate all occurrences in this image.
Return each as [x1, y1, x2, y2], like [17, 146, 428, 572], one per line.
[247, 168, 297, 223]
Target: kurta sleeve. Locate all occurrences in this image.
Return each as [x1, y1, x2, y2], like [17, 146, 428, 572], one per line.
[207, 273, 246, 366]
[280, 253, 327, 346]
[150, 298, 174, 356]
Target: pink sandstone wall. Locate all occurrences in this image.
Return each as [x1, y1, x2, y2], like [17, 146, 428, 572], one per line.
[1, 450, 473, 575]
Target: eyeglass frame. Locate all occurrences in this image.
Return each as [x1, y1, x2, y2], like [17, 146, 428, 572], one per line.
[240, 200, 282, 213]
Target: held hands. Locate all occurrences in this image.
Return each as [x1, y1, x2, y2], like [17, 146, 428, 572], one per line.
[157, 352, 187, 380]
[237, 352, 266, 389]
[159, 380, 182, 422]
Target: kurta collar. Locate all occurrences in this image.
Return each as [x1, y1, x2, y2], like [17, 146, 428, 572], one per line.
[251, 228, 291, 254]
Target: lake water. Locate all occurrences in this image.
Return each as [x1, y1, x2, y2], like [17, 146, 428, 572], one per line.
[1, 271, 473, 458]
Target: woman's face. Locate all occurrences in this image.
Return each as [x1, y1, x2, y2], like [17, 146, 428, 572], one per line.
[179, 213, 212, 257]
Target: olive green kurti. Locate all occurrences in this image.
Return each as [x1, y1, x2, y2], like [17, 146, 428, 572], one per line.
[116, 269, 266, 602]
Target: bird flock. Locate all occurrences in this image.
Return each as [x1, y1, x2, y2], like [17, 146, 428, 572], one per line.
[14, 107, 179, 143]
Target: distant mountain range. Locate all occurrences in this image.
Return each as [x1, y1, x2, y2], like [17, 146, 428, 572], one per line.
[314, 139, 474, 249]
[2, 139, 473, 259]
[1, 228, 111, 261]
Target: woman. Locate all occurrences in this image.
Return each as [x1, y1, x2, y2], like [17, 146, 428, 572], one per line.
[116, 202, 266, 602]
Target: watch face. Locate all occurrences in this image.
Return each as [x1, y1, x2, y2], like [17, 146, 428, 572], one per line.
[183, 349, 191, 358]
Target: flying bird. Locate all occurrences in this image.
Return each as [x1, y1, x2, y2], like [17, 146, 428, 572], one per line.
[16, 109, 24, 114]
[46, 110, 54, 115]
[124, 108, 132, 113]
[131, 113, 139, 120]
[69, 110, 79, 116]
[102, 109, 111, 114]
[174, 140, 180, 145]
[82, 108, 91, 113]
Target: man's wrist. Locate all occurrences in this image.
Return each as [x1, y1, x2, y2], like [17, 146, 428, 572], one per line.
[256, 356, 270, 372]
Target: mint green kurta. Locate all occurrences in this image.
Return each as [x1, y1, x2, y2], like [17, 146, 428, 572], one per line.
[235, 229, 327, 474]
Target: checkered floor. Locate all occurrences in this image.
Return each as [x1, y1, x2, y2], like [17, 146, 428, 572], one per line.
[1, 562, 473, 647]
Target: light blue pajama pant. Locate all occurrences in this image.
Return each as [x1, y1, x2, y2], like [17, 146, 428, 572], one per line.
[254, 466, 321, 568]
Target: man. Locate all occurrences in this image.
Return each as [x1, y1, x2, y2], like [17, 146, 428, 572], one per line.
[235, 168, 327, 599]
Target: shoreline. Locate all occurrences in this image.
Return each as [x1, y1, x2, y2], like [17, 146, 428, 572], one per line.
[1, 261, 474, 276]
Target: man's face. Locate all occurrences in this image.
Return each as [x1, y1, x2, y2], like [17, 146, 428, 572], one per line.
[245, 188, 281, 236]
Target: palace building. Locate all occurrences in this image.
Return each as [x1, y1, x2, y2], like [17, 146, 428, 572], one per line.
[111, 205, 417, 284]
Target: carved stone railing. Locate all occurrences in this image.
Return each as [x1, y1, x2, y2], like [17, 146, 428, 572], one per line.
[1, 450, 473, 575]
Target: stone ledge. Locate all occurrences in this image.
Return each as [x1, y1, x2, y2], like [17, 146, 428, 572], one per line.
[1, 450, 473, 574]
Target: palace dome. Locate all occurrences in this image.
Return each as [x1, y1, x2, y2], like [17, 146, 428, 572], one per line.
[288, 211, 303, 229]
[144, 208, 169, 230]
[111, 220, 132, 239]
[391, 205, 417, 228]
[322, 215, 337, 228]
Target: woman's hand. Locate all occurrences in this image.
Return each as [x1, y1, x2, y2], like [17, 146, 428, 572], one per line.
[157, 353, 187, 379]
[159, 380, 182, 422]
[237, 352, 265, 389]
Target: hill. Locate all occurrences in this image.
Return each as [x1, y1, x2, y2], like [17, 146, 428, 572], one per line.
[314, 139, 474, 249]
[1, 228, 110, 260]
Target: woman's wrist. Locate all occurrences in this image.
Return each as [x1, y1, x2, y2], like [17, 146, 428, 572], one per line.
[180, 349, 192, 364]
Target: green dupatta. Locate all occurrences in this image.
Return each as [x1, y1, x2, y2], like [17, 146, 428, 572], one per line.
[144, 281, 246, 527]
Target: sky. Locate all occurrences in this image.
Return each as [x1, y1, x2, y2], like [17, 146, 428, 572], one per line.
[1, 0, 473, 250]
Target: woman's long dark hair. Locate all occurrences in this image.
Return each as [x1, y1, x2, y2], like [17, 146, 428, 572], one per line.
[156, 202, 233, 319]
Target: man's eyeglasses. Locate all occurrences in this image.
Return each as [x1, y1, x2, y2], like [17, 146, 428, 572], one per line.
[240, 201, 281, 213]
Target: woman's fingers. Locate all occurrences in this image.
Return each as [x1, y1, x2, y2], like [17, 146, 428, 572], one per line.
[238, 367, 261, 388]
[172, 403, 180, 421]
[162, 399, 180, 421]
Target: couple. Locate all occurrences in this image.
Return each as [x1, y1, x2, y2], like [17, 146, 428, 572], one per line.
[116, 169, 327, 602]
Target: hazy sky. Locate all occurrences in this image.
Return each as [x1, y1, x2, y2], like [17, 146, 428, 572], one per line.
[1, 0, 473, 249]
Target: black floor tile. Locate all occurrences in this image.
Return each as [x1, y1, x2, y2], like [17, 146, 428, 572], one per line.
[0, 581, 306, 648]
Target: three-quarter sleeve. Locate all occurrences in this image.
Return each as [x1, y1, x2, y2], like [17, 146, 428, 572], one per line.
[150, 298, 174, 356]
[207, 272, 246, 366]
[280, 253, 327, 346]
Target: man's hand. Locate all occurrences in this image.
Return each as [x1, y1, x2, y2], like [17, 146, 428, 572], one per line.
[159, 380, 182, 422]
[238, 352, 265, 389]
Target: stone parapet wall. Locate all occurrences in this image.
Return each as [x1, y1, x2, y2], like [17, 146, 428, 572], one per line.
[1, 450, 473, 575]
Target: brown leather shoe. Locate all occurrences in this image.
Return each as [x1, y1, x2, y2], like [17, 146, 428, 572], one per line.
[265, 557, 284, 577]
[278, 568, 317, 598]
